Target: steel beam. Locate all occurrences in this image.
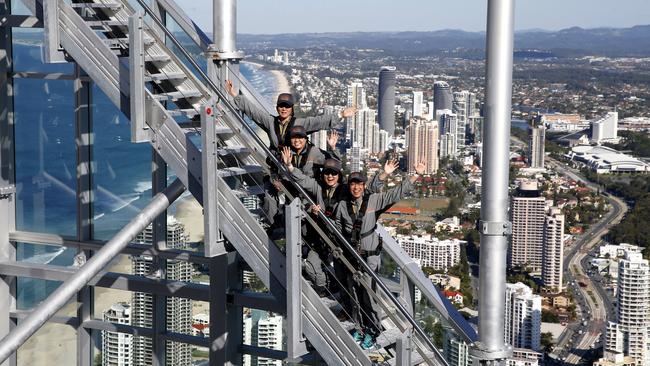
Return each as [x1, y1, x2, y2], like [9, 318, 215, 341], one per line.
[0, 179, 186, 363]
[0, 1, 16, 364]
[74, 64, 93, 366]
[42, 0, 65, 62]
[0, 15, 42, 28]
[473, 0, 516, 364]
[286, 199, 307, 360]
[201, 102, 226, 257]
[151, 150, 167, 366]
[129, 12, 149, 143]
[212, 0, 242, 59]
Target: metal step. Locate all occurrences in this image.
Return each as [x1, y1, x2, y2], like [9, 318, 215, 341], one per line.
[71, 2, 122, 10]
[232, 185, 265, 198]
[104, 36, 155, 47]
[167, 108, 199, 118]
[217, 146, 251, 158]
[144, 54, 172, 63]
[85, 20, 126, 27]
[151, 90, 203, 102]
[145, 72, 188, 83]
[217, 165, 264, 178]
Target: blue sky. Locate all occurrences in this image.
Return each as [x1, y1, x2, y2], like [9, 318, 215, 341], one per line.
[175, 0, 650, 34]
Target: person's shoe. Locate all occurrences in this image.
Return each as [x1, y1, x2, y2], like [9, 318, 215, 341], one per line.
[351, 330, 363, 342]
[360, 333, 376, 350]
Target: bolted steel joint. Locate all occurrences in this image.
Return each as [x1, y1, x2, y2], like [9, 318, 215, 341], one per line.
[479, 220, 512, 236]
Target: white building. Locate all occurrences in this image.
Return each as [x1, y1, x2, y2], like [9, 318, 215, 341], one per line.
[568, 145, 650, 174]
[508, 181, 546, 273]
[504, 283, 542, 351]
[604, 250, 650, 366]
[444, 331, 470, 366]
[506, 348, 542, 366]
[257, 314, 284, 366]
[542, 208, 565, 293]
[396, 234, 462, 271]
[132, 217, 193, 366]
[412, 91, 424, 117]
[591, 111, 618, 144]
[438, 110, 463, 158]
[529, 125, 545, 169]
[102, 303, 133, 366]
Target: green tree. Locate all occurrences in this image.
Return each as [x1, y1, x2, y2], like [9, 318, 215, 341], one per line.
[540, 332, 554, 353]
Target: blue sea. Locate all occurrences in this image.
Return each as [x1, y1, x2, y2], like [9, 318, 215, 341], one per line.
[13, 41, 279, 308]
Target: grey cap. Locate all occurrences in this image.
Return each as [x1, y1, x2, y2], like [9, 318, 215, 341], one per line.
[276, 93, 294, 107]
[322, 159, 342, 174]
[348, 172, 366, 183]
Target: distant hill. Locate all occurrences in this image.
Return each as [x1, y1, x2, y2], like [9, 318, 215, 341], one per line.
[238, 25, 650, 57]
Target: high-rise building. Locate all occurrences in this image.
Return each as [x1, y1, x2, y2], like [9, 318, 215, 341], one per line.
[504, 283, 542, 351]
[412, 91, 424, 117]
[378, 66, 396, 135]
[433, 81, 452, 116]
[346, 82, 368, 141]
[542, 208, 564, 293]
[427, 101, 435, 121]
[603, 250, 650, 365]
[132, 217, 193, 366]
[591, 111, 619, 144]
[529, 125, 545, 169]
[444, 330, 470, 366]
[257, 314, 284, 366]
[438, 111, 461, 158]
[348, 143, 362, 172]
[102, 303, 133, 366]
[396, 235, 461, 271]
[407, 118, 439, 174]
[508, 181, 545, 272]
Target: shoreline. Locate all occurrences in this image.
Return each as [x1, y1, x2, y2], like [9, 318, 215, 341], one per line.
[242, 60, 291, 95]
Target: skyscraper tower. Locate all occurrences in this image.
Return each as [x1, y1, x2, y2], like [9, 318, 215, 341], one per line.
[102, 303, 133, 366]
[508, 181, 545, 272]
[529, 125, 546, 169]
[378, 66, 396, 136]
[412, 91, 424, 118]
[433, 81, 452, 116]
[542, 208, 564, 293]
[346, 82, 368, 141]
[132, 217, 193, 366]
[504, 283, 542, 351]
[604, 250, 650, 365]
[407, 118, 439, 174]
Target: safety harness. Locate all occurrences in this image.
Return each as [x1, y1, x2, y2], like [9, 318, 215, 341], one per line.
[347, 194, 382, 257]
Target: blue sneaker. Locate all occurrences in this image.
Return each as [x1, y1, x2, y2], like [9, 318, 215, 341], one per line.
[351, 330, 363, 342]
[361, 333, 376, 350]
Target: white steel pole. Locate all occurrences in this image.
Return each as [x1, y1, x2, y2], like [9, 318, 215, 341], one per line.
[474, 0, 515, 364]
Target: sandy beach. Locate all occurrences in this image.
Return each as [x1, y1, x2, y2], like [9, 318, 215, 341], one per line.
[270, 69, 291, 94]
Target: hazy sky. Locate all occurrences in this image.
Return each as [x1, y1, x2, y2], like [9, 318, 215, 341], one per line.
[175, 0, 650, 34]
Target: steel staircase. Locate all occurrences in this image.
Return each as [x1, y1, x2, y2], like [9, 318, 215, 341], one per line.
[16, 0, 478, 364]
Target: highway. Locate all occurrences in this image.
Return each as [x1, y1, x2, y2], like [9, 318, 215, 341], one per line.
[547, 159, 628, 364]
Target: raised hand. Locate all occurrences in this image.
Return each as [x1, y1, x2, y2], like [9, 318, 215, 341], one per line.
[414, 161, 426, 175]
[225, 80, 237, 97]
[327, 130, 339, 150]
[281, 146, 292, 166]
[383, 158, 399, 175]
[341, 106, 357, 118]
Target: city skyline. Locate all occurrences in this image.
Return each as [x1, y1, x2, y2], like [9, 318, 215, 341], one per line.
[175, 0, 650, 35]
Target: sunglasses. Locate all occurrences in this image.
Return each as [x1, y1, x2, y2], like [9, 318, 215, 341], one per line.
[322, 170, 339, 176]
[277, 102, 293, 108]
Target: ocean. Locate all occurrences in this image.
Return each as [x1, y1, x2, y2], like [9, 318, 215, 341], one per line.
[13, 41, 280, 308]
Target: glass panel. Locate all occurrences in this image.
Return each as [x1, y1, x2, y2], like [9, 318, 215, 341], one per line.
[10, 0, 31, 16]
[92, 84, 151, 240]
[12, 28, 74, 74]
[164, 15, 208, 75]
[16, 242, 75, 310]
[169, 194, 203, 253]
[14, 78, 76, 236]
[94, 287, 132, 320]
[17, 322, 76, 366]
[243, 308, 285, 365]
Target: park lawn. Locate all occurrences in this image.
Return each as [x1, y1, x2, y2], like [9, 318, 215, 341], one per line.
[393, 198, 449, 212]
